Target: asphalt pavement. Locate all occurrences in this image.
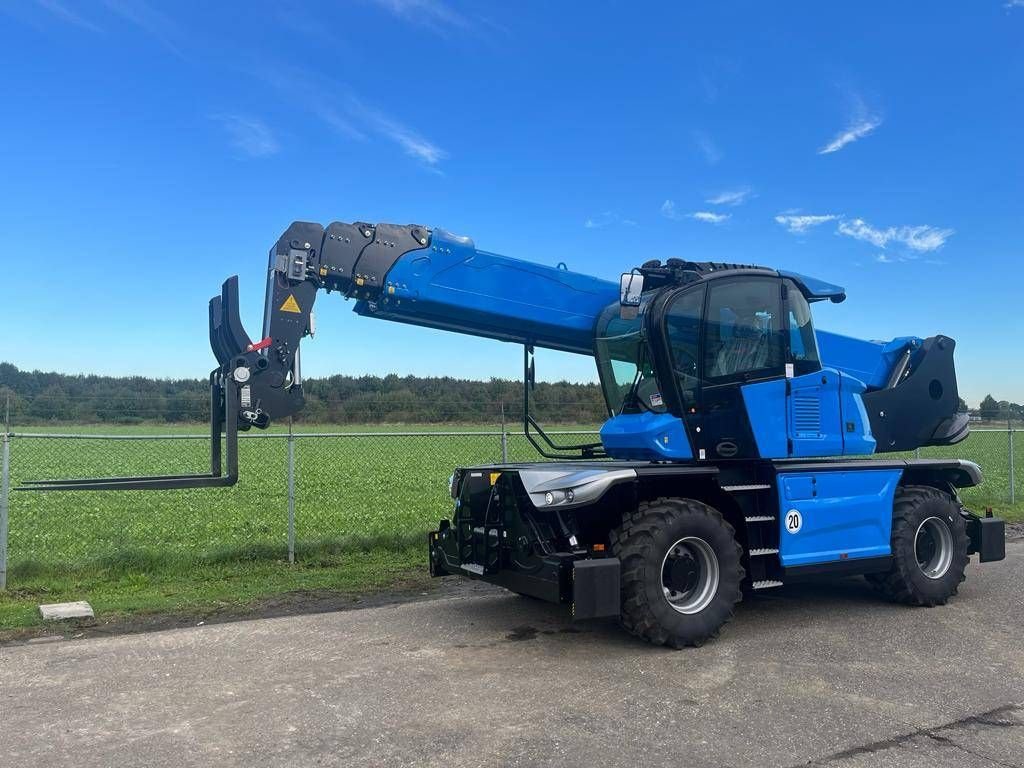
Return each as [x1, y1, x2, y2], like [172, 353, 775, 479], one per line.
[2, 541, 1022, 767]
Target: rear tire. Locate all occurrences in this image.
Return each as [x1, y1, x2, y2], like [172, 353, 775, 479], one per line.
[866, 485, 969, 606]
[611, 497, 744, 648]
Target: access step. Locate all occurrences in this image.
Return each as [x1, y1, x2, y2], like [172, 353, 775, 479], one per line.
[748, 547, 780, 557]
[752, 580, 784, 590]
[745, 515, 775, 523]
[722, 484, 772, 492]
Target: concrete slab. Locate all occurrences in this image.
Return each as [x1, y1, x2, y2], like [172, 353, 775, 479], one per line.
[2, 543, 1022, 768]
[38, 600, 94, 621]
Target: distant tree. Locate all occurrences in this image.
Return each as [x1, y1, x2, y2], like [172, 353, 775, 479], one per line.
[979, 395, 1001, 420]
[957, 396, 968, 413]
[28, 385, 72, 421]
[0, 385, 26, 426]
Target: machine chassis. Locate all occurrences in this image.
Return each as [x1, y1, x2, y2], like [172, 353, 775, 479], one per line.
[429, 456, 1004, 629]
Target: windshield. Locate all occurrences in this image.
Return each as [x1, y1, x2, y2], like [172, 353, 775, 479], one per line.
[594, 301, 666, 415]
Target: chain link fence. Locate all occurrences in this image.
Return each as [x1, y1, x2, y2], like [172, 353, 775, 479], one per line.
[0, 421, 1019, 590]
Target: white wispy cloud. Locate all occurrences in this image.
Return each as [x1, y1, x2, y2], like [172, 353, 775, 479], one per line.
[212, 114, 279, 158]
[584, 211, 637, 229]
[774, 214, 839, 234]
[662, 201, 729, 225]
[819, 115, 882, 154]
[1005, 0, 1024, 8]
[837, 218, 889, 248]
[692, 130, 721, 165]
[776, 213, 954, 259]
[706, 187, 753, 206]
[819, 94, 883, 155]
[254, 67, 446, 169]
[690, 211, 730, 225]
[32, 0, 103, 32]
[346, 95, 447, 166]
[660, 200, 683, 221]
[837, 218, 953, 252]
[369, 0, 471, 34]
[898, 225, 955, 252]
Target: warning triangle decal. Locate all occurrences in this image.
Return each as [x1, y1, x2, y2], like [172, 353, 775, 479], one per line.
[280, 294, 302, 314]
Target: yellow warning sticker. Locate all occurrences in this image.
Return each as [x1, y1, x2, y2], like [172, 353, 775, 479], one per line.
[280, 294, 302, 314]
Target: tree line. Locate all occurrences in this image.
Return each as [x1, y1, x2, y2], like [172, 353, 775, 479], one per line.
[0, 362, 607, 425]
[1, 362, 1020, 426]
[978, 394, 1024, 422]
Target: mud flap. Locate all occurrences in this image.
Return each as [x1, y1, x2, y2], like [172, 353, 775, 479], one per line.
[967, 516, 1005, 563]
[571, 558, 621, 620]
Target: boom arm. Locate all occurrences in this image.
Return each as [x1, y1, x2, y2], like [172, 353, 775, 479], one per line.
[25, 221, 618, 490]
[240, 221, 618, 428]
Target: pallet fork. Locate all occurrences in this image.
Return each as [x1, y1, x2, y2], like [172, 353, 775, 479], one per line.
[19, 279, 257, 490]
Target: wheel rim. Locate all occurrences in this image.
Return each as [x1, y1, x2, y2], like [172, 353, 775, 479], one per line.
[661, 536, 719, 614]
[914, 516, 954, 580]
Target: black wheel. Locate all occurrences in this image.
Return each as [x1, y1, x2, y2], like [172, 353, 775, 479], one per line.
[610, 497, 744, 648]
[866, 485, 969, 606]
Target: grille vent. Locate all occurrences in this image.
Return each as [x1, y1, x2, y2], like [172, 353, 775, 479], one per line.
[792, 395, 821, 436]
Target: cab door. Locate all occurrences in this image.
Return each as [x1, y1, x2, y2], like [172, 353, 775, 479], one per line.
[695, 276, 786, 460]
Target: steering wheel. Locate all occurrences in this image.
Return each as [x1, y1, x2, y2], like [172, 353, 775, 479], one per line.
[673, 348, 699, 377]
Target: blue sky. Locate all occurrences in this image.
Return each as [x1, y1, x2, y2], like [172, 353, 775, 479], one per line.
[0, 1, 1021, 406]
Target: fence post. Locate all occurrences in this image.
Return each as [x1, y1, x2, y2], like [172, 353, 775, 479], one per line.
[1, 395, 10, 591]
[287, 419, 296, 565]
[914, 448, 921, 460]
[500, 401, 508, 464]
[1010, 419, 1016, 506]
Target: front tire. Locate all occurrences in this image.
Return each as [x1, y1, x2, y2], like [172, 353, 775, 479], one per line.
[611, 497, 744, 648]
[866, 485, 969, 606]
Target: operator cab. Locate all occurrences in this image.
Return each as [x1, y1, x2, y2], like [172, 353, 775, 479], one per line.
[594, 261, 866, 462]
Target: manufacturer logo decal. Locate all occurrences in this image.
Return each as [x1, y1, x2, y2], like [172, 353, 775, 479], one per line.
[716, 440, 738, 458]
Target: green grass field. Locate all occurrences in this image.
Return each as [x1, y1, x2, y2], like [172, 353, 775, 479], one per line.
[1, 425, 1019, 631]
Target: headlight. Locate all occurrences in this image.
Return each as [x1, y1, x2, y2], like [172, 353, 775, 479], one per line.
[544, 490, 571, 505]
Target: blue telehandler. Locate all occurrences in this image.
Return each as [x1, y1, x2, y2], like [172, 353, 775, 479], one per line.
[26, 221, 1006, 646]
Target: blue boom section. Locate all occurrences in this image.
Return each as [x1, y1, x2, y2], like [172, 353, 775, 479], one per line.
[816, 330, 921, 390]
[352, 229, 618, 355]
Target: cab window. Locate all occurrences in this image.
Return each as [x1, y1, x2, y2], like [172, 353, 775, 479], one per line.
[664, 286, 705, 408]
[786, 281, 821, 375]
[703, 279, 784, 382]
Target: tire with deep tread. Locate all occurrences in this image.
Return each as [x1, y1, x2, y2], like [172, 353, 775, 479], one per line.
[866, 485, 969, 606]
[610, 497, 744, 648]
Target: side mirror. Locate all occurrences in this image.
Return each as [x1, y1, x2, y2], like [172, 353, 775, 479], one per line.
[620, 272, 643, 319]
